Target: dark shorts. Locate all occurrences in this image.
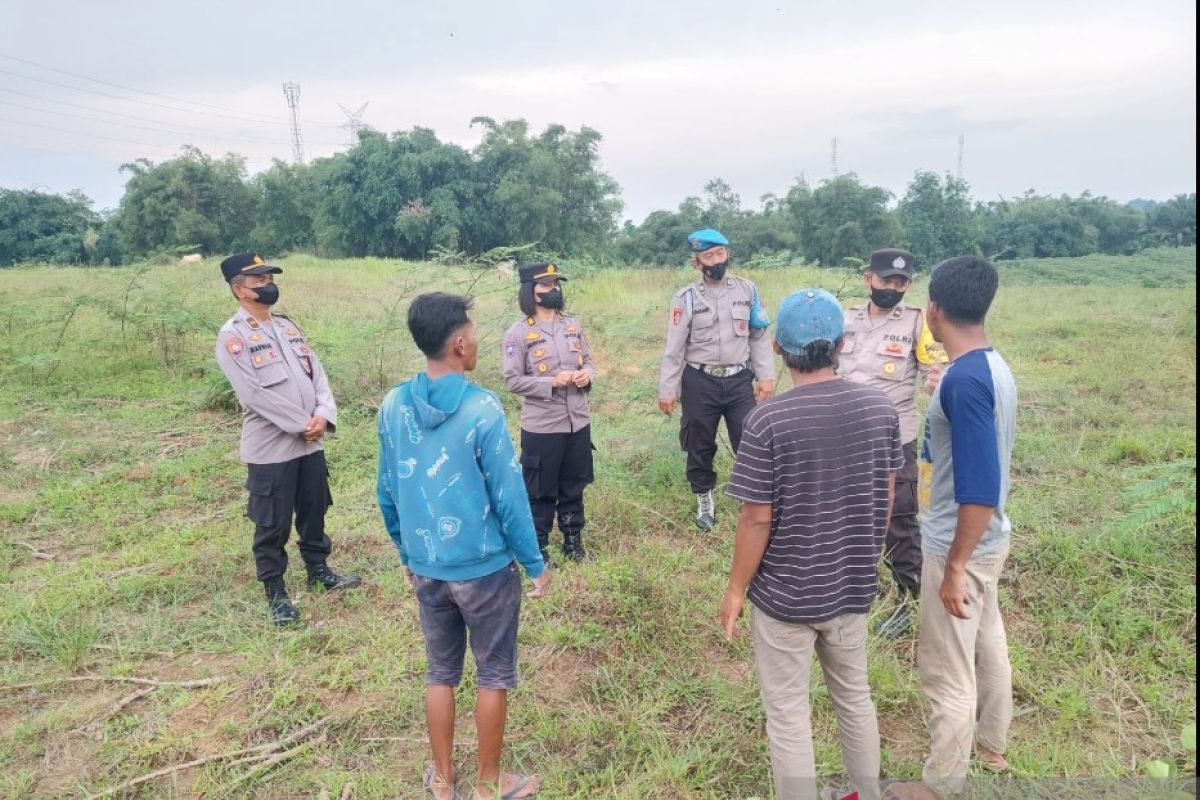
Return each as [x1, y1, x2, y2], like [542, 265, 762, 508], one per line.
[413, 562, 522, 690]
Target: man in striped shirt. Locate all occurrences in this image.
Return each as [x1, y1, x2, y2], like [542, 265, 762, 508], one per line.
[720, 288, 903, 800]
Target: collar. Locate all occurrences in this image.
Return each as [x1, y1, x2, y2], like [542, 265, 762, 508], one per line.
[694, 276, 733, 293]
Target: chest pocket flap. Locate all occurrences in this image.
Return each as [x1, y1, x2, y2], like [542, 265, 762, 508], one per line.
[251, 353, 289, 387]
[875, 339, 912, 381]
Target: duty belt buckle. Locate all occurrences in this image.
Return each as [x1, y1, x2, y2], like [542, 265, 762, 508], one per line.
[710, 365, 728, 377]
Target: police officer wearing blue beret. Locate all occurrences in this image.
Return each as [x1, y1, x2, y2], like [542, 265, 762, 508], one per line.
[214, 253, 361, 625]
[658, 229, 776, 530]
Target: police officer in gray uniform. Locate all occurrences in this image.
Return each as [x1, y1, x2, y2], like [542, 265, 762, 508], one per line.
[214, 252, 361, 625]
[658, 229, 775, 530]
[501, 262, 597, 565]
[838, 248, 946, 637]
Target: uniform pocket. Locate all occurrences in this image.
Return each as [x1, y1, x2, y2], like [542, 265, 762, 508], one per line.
[245, 470, 277, 528]
[690, 312, 716, 342]
[875, 340, 912, 382]
[253, 360, 289, 388]
[520, 452, 542, 497]
[731, 304, 750, 337]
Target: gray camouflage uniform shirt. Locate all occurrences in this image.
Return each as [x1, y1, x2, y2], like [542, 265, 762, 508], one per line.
[658, 275, 774, 399]
[214, 310, 338, 464]
[501, 314, 596, 434]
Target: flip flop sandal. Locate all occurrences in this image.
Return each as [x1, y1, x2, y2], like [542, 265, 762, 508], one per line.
[500, 774, 539, 799]
[424, 763, 463, 800]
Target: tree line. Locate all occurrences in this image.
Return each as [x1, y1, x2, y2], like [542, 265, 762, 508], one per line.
[1, 117, 1195, 268]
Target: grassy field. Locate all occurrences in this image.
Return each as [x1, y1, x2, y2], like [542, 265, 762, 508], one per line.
[0, 248, 1195, 799]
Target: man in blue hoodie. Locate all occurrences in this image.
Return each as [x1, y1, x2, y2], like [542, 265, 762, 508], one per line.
[378, 292, 550, 800]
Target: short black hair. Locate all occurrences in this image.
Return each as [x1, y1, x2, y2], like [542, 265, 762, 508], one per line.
[928, 256, 998, 325]
[518, 282, 537, 317]
[407, 292, 473, 358]
[781, 337, 842, 373]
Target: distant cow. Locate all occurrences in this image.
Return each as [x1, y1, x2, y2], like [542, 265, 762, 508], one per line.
[495, 259, 515, 280]
[179, 253, 203, 266]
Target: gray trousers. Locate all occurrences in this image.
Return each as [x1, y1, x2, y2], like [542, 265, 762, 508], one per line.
[751, 608, 881, 800]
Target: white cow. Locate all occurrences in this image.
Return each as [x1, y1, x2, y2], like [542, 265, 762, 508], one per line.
[495, 259, 515, 280]
[179, 253, 203, 266]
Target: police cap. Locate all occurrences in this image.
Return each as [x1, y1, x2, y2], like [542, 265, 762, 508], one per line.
[868, 248, 915, 279]
[518, 262, 567, 283]
[220, 252, 283, 283]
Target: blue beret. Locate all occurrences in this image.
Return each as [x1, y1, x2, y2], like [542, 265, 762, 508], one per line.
[687, 228, 730, 252]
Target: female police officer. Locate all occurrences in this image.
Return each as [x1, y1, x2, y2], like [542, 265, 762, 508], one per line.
[501, 263, 597, 565]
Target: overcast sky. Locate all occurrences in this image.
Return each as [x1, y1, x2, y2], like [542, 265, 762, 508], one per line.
[2, 0, 1195, 223]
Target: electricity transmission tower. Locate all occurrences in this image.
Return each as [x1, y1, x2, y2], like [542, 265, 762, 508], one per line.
[338, 102, 370, 146]
[282, 82, 304, 164]
[830, 137, 839, 176]
[957, 134, 965, 181]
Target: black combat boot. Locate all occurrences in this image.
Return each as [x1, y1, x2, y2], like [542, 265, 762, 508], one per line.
[537, 532, 553, 569]
[263, 576, 299, 626]
[562, 531, 590, 562]
[306, 562, 363, 592]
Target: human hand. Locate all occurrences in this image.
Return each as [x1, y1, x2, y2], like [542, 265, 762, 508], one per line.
[719, 587, 745, 640]
[572, 371, 592, 388]
[526, 569, 553, 598]
[658, 397, 677, 417]
[939, 566, 971, 619]
[404, 566, 416, 591]
[755, 379, 776, 403]
[552, 371, 574, 388]
[924, 364, 944, 395]
[303, 415, 328, 442]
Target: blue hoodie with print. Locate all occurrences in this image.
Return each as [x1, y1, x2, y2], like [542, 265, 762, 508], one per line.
[377, 372, 545, 581]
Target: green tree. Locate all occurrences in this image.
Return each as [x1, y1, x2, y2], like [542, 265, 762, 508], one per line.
[787, 173, 898, 266]
[1147, 193, 1197, 246]
[251, 159, 317, 253]
[897, 171, 980, 265]
[0, 189, 100, 266]
[113, 147, 258, 258]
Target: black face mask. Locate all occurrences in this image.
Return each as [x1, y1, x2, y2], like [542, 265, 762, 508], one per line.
[537, 288, 564, 309]
[251, 284, 280, 306]
[702, 261, 729, 281]
[870, 288, 904, 309]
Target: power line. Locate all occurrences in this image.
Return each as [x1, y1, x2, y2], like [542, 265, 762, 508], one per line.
[0, 86, 345, 147]
[0, 66, 300, 126]
[0, 51, 344, 128]
[0, 98, 292, 146]
[0, 116, 188, 154]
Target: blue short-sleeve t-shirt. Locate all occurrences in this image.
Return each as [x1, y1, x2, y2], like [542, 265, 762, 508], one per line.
[918, 348, 1017, 557]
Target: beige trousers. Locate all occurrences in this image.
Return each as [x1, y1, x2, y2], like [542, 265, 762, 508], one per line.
[751, 608, 881, 800]
[918, 547, 1013, 796]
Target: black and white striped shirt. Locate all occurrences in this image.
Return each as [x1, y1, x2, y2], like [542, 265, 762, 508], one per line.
[727, 378, 903, 624]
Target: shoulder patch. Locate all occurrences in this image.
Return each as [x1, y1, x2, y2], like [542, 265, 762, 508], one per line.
[226, 337, 245, 357]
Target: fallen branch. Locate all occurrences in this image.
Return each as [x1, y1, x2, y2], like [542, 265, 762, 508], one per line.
[84, 717, 331, 799]
[15, 541, 54, 560]
[72, 686, 157, 737]
[226, 731, 328, 789]
[3, 675, 224, 691]
[93, 644, 176, 659]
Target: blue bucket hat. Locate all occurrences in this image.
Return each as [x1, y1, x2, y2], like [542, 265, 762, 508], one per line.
[687, 228, 729, 252]
[775, 289, 844, 355]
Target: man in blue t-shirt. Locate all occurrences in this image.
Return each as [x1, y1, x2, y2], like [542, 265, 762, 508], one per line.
[889, 257, 1017, 800]
[377, 293, 550, 800]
